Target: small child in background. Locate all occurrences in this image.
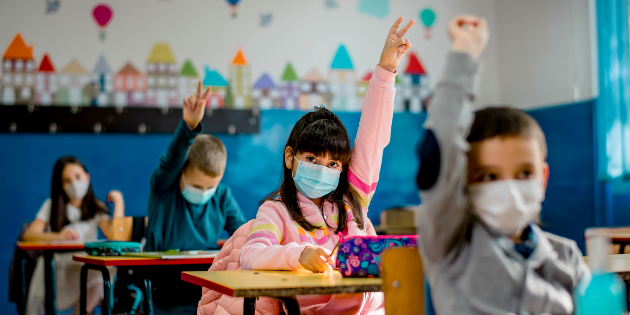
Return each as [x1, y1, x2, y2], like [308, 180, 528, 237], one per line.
[235, 17, 414, 314]
[416, 15, 590, 314]
[145, 82, 246, 314]
[23, 156, 124, 315]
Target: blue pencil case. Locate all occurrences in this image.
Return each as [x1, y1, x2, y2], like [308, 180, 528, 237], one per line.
[85, 241, 141, 256]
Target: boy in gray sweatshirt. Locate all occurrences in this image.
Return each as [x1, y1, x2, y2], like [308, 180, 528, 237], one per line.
[417, 15, 591, 314]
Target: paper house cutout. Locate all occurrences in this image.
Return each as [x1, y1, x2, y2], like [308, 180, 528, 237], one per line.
[91, 55, 113, 106]
[202, 66, 229, 109]
[35, 53, 57, 105]
[57, 59, 90, 106]
[252, 72, 279, 109]
[114, 62, 146, 106]
[179, 59, 199, 101]
[400, 51, 430, 113]
[329, 44, 357, 111]
[280, 62, 299, 110]
[146, 43, 179, 107]
[299, 68, 329, 110]
[2, 33, 36, 105]
[355, 71, 372, 99]
[227, 48, 251, 109]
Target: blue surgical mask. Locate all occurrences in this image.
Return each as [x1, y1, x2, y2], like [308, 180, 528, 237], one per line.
[292, 156, 341, 199]
[181, 174, 217, 205]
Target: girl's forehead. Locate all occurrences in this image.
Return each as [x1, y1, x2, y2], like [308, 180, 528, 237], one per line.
[62, 163, 86, 177]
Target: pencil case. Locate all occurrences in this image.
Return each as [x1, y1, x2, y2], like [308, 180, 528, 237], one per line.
[85, 241, 142, 256]
[336, 235, 417, 277]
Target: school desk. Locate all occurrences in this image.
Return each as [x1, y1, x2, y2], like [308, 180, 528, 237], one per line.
[72, 253, 215, 315]
[16, 241, 85, 315]
[585, 227, 630, 254]
[181, 270, 383, 315]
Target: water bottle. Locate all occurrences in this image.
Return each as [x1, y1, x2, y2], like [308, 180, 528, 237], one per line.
[574, 236, 626, 314]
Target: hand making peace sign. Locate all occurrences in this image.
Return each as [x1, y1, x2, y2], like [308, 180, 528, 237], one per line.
[378, 16, 415, 73]
[183, 81, 211, 131]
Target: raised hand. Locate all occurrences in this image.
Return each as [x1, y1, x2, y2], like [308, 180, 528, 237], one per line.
[183, 81, 211, 131]
[378, 16, 415, 73]
[107, 190, 125, 218]
[448, 15, 489, 60]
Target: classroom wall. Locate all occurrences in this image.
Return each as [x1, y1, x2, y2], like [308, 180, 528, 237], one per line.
[494, 0, 595, 109]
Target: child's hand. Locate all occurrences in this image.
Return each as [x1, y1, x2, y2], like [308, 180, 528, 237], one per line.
[300, 246, 334, 273]
[448, 15, 489, 60]
[58, 228, 79, 241]
[378, 16, 415, 73]
[183, 81, 211, 131]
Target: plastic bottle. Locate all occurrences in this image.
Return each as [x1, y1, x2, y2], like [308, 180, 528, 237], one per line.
[574, 236, 626, 314]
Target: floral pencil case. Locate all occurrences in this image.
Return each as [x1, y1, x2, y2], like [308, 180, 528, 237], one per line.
[335, 235, 418, 277]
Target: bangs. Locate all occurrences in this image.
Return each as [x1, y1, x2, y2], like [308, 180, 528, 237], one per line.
[295, 118, 350, 163]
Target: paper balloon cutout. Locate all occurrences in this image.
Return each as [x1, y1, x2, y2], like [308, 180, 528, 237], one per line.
[419, 8, 436, 39]
[92, 3, 113, 40]
[226, 0, 240, 17]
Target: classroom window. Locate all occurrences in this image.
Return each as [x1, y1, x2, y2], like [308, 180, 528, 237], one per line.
[126, 75, 134, 89]
[3, 60, 11, 71]
[15, 60, 23, 71]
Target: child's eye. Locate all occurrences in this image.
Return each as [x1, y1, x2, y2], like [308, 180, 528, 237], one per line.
[328, 162, 339, 168]
[517, 170, 534, 179]
[480, 173, 497, 182]
[306, 156, 316, 163]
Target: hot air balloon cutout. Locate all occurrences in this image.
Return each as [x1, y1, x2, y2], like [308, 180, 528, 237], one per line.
[226, 0, 241, 17]
[419, 8, 436, 39]
[92, 3, 113, 41]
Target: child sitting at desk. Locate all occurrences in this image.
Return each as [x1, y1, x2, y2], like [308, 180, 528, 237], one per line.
[416, 15, 591, 314]
[145, 82, 247, 314]
[23, 156, 124, 315]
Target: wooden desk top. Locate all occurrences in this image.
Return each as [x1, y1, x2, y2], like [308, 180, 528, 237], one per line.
[181, 270, 382, 298]
[73, 253, 214, 266]
[585, 227, 630, 242]
[16, 241, 85, 251]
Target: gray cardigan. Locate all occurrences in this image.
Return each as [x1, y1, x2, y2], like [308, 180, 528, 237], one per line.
[417, 52, 590, 315]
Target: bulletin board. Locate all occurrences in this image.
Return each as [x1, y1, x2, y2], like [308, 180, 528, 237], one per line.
[0, 0, 498, 133]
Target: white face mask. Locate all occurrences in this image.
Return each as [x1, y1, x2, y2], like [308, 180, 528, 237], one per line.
[64, 180, 90, 200]
[468, 179, 544, 236]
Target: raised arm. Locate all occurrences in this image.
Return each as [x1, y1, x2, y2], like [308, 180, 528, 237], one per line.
[416, 16, 488, 263]
[349, 17, 414, 208]
[150, 82, 210, 194]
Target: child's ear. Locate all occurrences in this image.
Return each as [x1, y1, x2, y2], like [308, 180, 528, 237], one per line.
[284, 146, 294, 170]
[541, 162, 550, 194]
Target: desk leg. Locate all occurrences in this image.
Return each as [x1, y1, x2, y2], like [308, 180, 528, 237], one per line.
[277, 297, 300, 315]
[243, 297, 256, 315]
[621, 243, 627, 255]
[80, 265, 88, 315]
[142, 267, 154, 315]
[43, 251, 57, 315]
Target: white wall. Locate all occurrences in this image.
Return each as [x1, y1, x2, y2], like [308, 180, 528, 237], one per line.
[494, 0, 595, 109]
[0, 0, 500, 107]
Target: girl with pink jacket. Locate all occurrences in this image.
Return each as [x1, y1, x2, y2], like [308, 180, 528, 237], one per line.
[199, 17, 415, 315]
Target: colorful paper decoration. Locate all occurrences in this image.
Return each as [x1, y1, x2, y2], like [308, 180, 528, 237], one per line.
[226, 0, 240, 17]
[92, 3, 114, 40]
[329, 45, 357, 110]
[280, 62, 299, 109]
[252, 73, 279, 109]
[330, 45, 353, 69]
[419, 8, 436, 39]
[92, 55, 113, 106]
[202, 66, 229, 109]
[357, 0, 389, 19]
[324, 0, 338, 9]
[58, 59, 90, 106]
[2, 33, 36, 105]
[146, 43, 179, 107]
[400, 51, 430, 113]
[46, 0, 60, 14]
[35, 54, 56, 105]
[113, 63, 145, 107]
[299, 68, 329, 110]
[228, 49, 251, 109]
[260, 13, 272, 27]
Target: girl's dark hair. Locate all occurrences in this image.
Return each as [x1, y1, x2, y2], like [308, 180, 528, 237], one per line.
[262, 107, 365, 232]
[50, 156, 108, 232]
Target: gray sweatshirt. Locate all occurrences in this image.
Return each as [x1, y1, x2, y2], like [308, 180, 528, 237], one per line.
[417, 52, 591, 315]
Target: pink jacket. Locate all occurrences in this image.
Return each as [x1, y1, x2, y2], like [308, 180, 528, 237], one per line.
[197, 220, 283, 315]
[239, 65, 395, 315]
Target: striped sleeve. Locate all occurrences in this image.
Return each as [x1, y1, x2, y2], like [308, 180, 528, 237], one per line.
[348, 65, 396, 208]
